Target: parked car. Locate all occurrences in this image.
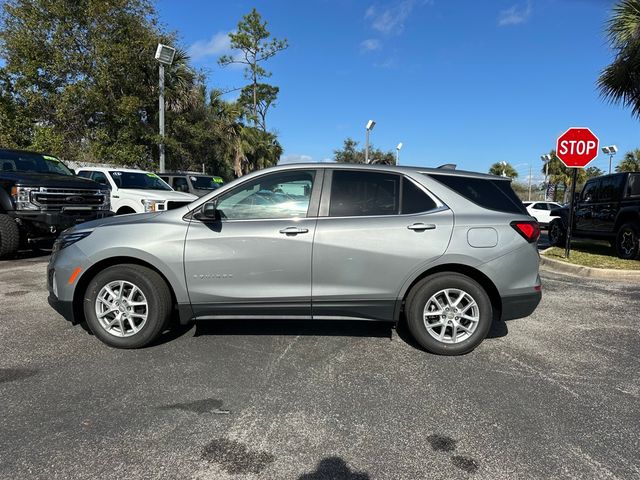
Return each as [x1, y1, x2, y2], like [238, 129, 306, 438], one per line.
[0, 148, 112, 258]
[76, 167, 197, 214]
[158, 172, 225, 197]
[523, 201, 562, 226]
[548, 172, 640, 259]
[47, 164, 541, 355]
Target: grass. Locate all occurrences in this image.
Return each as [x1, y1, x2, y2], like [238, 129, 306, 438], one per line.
[543, 240, 640, 270]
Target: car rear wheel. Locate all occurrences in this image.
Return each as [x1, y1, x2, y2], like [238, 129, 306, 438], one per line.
[405, 273, 492, 355]
[615, 223, 640, 260]
[548, 219, 566, 247]
[0, 213, 20, 259]
[83, 264, 172, 348]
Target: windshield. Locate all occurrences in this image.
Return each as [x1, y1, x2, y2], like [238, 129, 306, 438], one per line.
[191, 175, 224, 190]
[0, 151, 73, 176]
[109, 171, 172, 191]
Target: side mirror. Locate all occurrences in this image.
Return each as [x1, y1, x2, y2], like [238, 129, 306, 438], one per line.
[193, 202, 220, 222]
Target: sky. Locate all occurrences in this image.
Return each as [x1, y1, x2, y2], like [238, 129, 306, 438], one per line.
[156, 0, 636, 182]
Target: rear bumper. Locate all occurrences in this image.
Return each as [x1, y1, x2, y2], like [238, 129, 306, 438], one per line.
[501, 290, 541, 320]
[48, 293, 75, 323]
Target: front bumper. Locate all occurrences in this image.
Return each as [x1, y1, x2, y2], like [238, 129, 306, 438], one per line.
[47, 293, 75, 323]
[11, 210, 113, 235]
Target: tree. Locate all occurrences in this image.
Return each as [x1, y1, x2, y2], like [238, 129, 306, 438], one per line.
[585, 166, 605, 179]
[333, 138, 395, 164]
[488, 161, 518, 178]
[238, 83, 279, 131]
[598, 0, 640, 118]
[616, 149, 640, 172]
[219, 9, 287, 131]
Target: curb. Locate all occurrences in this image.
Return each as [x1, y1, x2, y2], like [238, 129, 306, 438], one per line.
[539, 248, 640, 282]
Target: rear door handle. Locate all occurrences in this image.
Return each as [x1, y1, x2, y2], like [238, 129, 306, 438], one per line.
[407, 223, 436, 231]
[279, 226, 309, 235]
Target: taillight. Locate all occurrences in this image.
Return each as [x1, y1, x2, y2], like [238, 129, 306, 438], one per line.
[511, 221, 540, 243]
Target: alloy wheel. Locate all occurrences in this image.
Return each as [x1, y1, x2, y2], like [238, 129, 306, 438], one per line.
[94, 280, 148, 337]
[423, 288, 480, 344]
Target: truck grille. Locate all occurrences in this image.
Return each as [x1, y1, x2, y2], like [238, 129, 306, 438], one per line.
[167, 201, 191, 210]
[31, 188, 107, 210]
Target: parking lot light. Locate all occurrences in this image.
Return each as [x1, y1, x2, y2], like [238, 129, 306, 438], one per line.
[155, 43, 177, 173]
[365, 120, 376, 164]
[396, 142, 403, 165]
[602, 145, 618, 174]
[541, 154, 552, 199]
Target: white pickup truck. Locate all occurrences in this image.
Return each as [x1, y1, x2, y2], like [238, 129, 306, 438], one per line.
[76, 167, 197, 214]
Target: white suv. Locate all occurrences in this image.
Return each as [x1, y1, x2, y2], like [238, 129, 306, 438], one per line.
[77, 167, 197, 214]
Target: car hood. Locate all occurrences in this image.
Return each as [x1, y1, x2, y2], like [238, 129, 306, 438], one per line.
[70, 212, 163, 232]
[116, 188, 197, 201]
[0, 171, 103, 189]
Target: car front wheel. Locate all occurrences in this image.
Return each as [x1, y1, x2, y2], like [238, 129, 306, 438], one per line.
[83, 264, 172, 348]
[616, 223, 640, 260]
[405, 273, 492, 355]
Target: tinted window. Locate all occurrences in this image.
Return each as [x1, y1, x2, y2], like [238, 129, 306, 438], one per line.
[172, 177, 190, 193]
[627, 174, 640, 197]
[581, 180, 599, 202]
[109, 171, 172, 191]
[216, 170, 315, 220]
[77, 170, 91, 178]
[0, 151, 73, 176]
[532, 203, 547, 210]
[429, 175, 527, 214]
[402, 177, 437, 213]
[598, 175, 624, 202]
[91, 171, 110, 187]
[191, 175, 221, 190]
[329, 171, 399, 217]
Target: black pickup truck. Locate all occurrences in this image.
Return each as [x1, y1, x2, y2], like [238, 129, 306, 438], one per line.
[0, 148, 112, 258]
[548, 172, 640, 259]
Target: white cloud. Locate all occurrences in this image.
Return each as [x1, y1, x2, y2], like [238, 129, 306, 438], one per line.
[365, 0, 422, 35]
[360, 38, 382, 52]
[188, 32, 232, 60]
[498, 1, 532, 26]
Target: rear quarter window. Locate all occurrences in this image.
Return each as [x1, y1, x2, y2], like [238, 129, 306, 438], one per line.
[429, 174, 527, 214]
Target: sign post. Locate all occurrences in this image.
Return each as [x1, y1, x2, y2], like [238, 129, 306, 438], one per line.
[555, 127, 599, 259]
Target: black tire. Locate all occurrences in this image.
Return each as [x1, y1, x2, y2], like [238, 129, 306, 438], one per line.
[116, 207, 136, 215]
[0, 213, 20, 259]
[83, 264, 172, 348]
[615, 222, 640, 260]
[405, 272, 492, 356]
[548, 219, 566, 247]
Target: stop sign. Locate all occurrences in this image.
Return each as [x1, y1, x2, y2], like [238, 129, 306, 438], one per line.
[556, 127, 599, 168]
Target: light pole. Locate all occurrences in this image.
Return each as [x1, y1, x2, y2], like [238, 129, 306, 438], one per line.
[365, 120, 376, 164]
[541, 154, 551, 200]
[396, 142, 403, 165]
[602, 145, 618, 174]
[500, 161, 507, 177]
[154, 43, 176, 173]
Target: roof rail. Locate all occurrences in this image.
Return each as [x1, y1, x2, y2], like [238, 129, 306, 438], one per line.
[437, 163, 457, 170]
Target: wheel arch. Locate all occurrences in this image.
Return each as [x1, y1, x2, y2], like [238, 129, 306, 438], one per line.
[72, 256, 180, 325]
[614, 209, 640, 231]
[395, 263, 502, 322]
[0, 188, 13, 212]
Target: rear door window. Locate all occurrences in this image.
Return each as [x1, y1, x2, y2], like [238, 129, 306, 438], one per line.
[429, 174, 527, 214]
[598, 175, 624, 202]
[402, 177, 437, 214]
[626, 174, 640, 197]
[329, 171, 400, 217]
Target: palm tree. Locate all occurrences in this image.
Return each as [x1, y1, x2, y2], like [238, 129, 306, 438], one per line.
[616, 149, 640, 172]
[488, 161, 518, 178]
[597, 0, 640, 118]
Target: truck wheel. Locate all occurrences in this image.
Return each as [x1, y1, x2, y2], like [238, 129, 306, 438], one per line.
[405, 272, 492, 356]
[0, 214, 20, 259]
[83, 264, 173, 348]
[615, 223, 640, 260]
[548, 219, 566, 247]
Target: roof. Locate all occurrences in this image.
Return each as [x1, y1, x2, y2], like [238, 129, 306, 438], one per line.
[77, 166, 151, 174]
[0, 147, 58, 157]
[270, 162, 507, 181]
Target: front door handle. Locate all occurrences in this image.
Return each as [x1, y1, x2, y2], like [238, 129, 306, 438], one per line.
[407, 223, 436, 231]
[279, 226, 309, 235]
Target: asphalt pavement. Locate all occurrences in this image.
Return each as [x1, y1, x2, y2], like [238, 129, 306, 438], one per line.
[0, 252, 638, 480]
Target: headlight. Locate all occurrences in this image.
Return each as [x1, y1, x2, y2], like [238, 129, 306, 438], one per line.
[141, 199, 165, 212]
[53, 231, 92, 251]
[100, 190, 111, 211]
[10, 186, 39, 210]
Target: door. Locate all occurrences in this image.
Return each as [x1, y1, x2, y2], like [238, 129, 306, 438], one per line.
[184, 169, 321, 318]
[575, 179, 599, 232]
[311, 171, 454, 321]
[593, 174, 624, 233]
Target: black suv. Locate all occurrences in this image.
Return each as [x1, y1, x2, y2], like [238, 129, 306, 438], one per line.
[548, 172, 640, 259]
[0, 148, 112, 258]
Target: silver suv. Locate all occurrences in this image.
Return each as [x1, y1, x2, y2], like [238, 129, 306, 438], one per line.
[47, 164, 541, 355]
